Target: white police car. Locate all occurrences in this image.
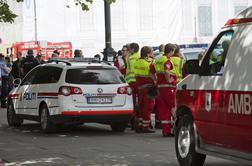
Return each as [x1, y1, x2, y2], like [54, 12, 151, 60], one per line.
[180, 44, 208, 61]
[7, 59, 133, 132]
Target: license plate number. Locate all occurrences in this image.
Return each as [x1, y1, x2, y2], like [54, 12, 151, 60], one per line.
[87, 97, 112, 104]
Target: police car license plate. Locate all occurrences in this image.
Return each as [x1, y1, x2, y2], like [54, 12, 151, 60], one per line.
[87, 97, 112, 104]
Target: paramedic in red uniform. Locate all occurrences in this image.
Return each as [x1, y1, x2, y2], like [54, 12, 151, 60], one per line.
[151, 43, 177, 136]
[134, 46, 156, 133]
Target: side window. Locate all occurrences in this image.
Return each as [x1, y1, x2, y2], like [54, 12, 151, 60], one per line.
[33, 66, 62, 84]
[201, 30, 234, 76]
[21, 67, 41, 85]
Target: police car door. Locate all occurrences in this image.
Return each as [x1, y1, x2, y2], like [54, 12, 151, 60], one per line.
[18, 66, 41, 115]
[194, 30, 234, 147]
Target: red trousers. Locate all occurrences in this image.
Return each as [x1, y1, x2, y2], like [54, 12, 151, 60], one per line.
[138, 88, 155, 129]
[156, 87, 175, 135]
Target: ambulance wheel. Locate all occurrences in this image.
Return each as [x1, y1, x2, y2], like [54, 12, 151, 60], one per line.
[7, 100, 23, 127]
[175, 115, 206, 166]
[110, 122, 127, 132]
[40, 104, 55, 133]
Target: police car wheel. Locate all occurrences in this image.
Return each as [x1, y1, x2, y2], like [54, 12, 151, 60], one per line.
[40, 105, 55, 133]
[175, 115, 206, 166]
[110, 122, 127, 132]
[7, 101, 23, 127]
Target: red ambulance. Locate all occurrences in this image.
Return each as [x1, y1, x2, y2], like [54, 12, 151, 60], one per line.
[175, 7, 252, 166]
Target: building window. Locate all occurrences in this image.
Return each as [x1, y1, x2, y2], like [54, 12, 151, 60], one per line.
[234, 5, 247, 15]
[233, 0, 248, 15]
[198, 4, 213, 36]
[139, 0, 153, 31]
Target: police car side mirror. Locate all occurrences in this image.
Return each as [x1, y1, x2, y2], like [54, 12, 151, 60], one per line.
[183, 59, 200, 75]
[13, 78, 21, 87]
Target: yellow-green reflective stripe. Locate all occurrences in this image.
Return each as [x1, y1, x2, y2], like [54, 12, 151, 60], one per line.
[161, 120, 173, 124]
[138, 84, 153, 90]
[158, 84, 176, 88]
[135, 74, 151, 78]
[156, 71, 165, 74]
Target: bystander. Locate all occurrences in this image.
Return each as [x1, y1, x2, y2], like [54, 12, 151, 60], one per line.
[0, 53, 11, 107]
[21, 50, 39, 77]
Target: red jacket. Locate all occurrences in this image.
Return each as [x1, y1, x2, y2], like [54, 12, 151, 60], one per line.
[114, 56, 126, 75]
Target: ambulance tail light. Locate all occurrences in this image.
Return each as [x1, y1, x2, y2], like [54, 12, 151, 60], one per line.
[59, 86, 82, 96]
[225, 18, 252, 26]
[117, 86, 132, 95]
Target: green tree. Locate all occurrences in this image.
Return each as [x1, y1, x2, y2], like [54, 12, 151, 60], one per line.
[0, 0, 115, 23]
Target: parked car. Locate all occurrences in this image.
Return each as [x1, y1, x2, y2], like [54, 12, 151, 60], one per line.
[175, 7, 252, 166]
[7, 59, 133, 133]
[180, 44, 208, 61]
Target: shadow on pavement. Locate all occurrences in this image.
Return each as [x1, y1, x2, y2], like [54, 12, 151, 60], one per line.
[1, 122, 133, 138]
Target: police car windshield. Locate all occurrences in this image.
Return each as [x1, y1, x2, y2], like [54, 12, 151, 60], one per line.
[66, 67, 125, 84]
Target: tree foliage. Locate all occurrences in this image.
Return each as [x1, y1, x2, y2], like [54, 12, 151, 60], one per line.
[0, 0, 115, 23]
[0, 0, 17, 23]
[70, 0, 115, 10]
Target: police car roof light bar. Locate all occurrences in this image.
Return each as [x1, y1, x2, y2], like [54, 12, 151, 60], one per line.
[47, 57, 112, 66]
[46, 59, 72, 66]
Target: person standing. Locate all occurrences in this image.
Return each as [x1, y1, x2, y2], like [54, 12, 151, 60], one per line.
[134, 46, 156, 133]
[0, 53, 11, 108]
[21, 50, 39, 77]
[5, 56, 14, 92]
[93, 54, 101, 62]
[114, 45, 128, 76]
[154, 44, 165, 60]
[170, 44, 184, 84]
[36, 54, 45, 64]
[125, 43, 140, 129]
[74, 49, 83, 58]
[151, 43, 177, 136]
[12, 52, 23, 79]
[51, 50, 60, 58]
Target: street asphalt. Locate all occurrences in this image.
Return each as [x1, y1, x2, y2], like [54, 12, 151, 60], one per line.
[0, 108, 248, 166]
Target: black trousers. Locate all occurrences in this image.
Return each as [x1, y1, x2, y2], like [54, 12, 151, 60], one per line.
[1, 76, 9, 105]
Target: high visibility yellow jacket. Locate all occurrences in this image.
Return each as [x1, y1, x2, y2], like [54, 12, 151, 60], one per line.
[134, 58, 153, 88]
[125, 52, 140, 83]
[170, 56, 183, 83]
[153, 55, 177, 87]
